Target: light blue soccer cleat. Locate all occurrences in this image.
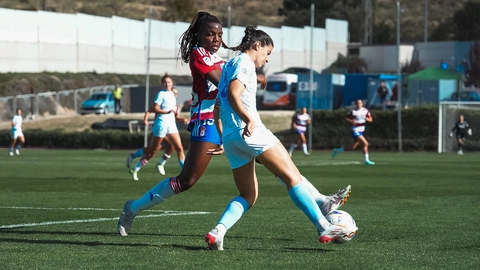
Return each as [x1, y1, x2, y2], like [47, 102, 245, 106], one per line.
[331, 147, 344, 159]
[365, 160, 375, 165]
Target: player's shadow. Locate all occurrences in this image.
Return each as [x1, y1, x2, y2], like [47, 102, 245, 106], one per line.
[0, 237, 157, 247]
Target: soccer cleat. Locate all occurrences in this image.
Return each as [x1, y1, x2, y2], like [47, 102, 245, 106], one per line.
[288, 151, 293, 157]
[365, 160, 375, 165]
[304, 152, 310, 156]
[318, 224, 346, 244]
[9, 151, 13, 157]
[129, 169, 139, 181]
[126, 153, 134, 168]
[156, 164, 165, 175]
[118, 200, 136, 236]
[320, 185, 352, 216]
[15, 149, 20, 155]
[205, 228, 224, 250]
[331, 147, 344, 159]
[458, 150, 464, 155]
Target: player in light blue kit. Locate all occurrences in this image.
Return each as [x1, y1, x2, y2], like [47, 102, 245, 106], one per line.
[126, 73, 185, 180]
[205, 26, 350, 250]
[10, 108, 25, 156]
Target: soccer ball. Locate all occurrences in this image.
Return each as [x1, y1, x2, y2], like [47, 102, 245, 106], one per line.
[325, 210, 358, 244]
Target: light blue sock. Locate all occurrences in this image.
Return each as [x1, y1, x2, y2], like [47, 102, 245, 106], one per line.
[179, 159, 185, 168]
[132, 148, 144, 159]
[130, 178, 175, 215]
[338, 147, 344, 152]
[288, 182, 326, 231]
[15, 145, 21, 150]
[276, 176, 325, 206]
[217, 196, 250, 231]
[9, 147, 13, 152]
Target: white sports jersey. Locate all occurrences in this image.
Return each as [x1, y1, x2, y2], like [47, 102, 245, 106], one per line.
[218, 53, 263, 137]
[12, 115, 22, 131]
[294, 113, 310, 133]
[347, 107, 371, 133]
[153, 90, 176, 129]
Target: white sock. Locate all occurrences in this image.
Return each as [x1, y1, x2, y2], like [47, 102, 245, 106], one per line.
[159, 153, 171, 166]
[364, 152, 369, 161]
[302, 144, 308, 154]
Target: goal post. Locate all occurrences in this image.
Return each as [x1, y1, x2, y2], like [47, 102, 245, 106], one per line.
[438, 101, 480, 153]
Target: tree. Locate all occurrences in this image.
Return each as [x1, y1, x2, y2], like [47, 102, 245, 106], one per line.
[454, 2, 480, 41]
[162, 0, 197, 22]
[465, 41, 480, 87]
[327, 54, 368, 74]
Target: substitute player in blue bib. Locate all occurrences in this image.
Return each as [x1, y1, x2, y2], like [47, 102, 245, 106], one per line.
[204, 26, 350, 250]
[332, 99, 374, 165]
[10, 108, 25, 156]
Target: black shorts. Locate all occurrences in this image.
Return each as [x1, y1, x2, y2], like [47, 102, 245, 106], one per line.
[456, 132, 466, 140]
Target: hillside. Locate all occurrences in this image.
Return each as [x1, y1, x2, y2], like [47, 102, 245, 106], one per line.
[1, 0, 478, 42]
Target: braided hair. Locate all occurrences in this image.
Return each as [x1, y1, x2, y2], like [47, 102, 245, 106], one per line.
[178, 12, 227, 64]
[228, 26, 274, 53]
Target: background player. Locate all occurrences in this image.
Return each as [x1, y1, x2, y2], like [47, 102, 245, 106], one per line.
[9, 108, 25, 156]
[126, 73, 184, 180]
[332, 99, 374, 165]
[155, 87, 189, 175]
[449, 114, 472, 155]
[288, 106, 311, 156]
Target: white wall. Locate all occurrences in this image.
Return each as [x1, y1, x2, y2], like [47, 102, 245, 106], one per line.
[0, 7, 349, 76]
[360, 45, 414, 73]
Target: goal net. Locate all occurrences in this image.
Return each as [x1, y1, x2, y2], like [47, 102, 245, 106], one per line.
[438, 101, 480, 153]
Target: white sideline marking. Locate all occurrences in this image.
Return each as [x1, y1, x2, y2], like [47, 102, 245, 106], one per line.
[295, 161, 362, 166]
[0, 206, 188, 212]
[0, 212, 210, 229]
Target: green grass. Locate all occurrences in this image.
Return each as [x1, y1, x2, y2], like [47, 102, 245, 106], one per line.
[1, 149, 479, 269]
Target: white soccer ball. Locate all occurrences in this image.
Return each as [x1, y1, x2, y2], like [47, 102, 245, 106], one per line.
[325, 210, 358, 244]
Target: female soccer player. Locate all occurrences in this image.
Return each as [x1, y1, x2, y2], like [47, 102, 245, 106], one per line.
[155, 87, 190, 175]
[10, 108, 25, 156]
[125, 73, 185, 180]
[288, 106, 311, 156]
[450, 114, 472, 155]
[118, 12, 350, 237]
[332, 99, 374, 165]
[204, 26, 349, 250]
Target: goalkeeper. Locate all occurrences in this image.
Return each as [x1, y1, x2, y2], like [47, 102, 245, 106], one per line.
[449, 114, 472, 155]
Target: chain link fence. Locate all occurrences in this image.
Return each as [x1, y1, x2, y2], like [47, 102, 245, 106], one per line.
[0, 84, 139, 122]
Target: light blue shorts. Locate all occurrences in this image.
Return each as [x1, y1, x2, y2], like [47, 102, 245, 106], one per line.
[152, 123, 178, 138]
[223, 125, 279, 169]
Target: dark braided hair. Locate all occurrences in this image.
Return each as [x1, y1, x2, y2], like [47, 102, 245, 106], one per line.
[178, 12, 227, 64]
[228, 26, 274, 53]
[161, 72, 171, 84]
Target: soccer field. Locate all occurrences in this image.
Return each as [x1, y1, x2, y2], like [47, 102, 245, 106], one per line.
[1, 149, 479, 269]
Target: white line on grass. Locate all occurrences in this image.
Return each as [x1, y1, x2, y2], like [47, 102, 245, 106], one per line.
[294, 161, 362, 166]
[0, 212, 210, 229]
[0, 206, 194, 213]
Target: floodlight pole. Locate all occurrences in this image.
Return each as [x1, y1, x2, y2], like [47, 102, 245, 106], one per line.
[144, 7, 152, 147]
[397, 1, 403, 152]
[308, 4, 314, 152]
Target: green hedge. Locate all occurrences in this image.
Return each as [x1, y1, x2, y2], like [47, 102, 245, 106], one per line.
[3, 106, 474, 151]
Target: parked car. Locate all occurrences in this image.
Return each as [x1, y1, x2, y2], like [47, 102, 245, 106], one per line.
[443, 91, 480, 102]
[80, 92, 114, 115]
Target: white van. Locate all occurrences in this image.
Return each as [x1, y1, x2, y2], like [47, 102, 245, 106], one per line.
[262, 73, 298, 110]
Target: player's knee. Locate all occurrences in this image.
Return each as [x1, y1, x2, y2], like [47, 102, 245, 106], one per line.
[177, 176, 198, 191]
[240, 194, 257, 207]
